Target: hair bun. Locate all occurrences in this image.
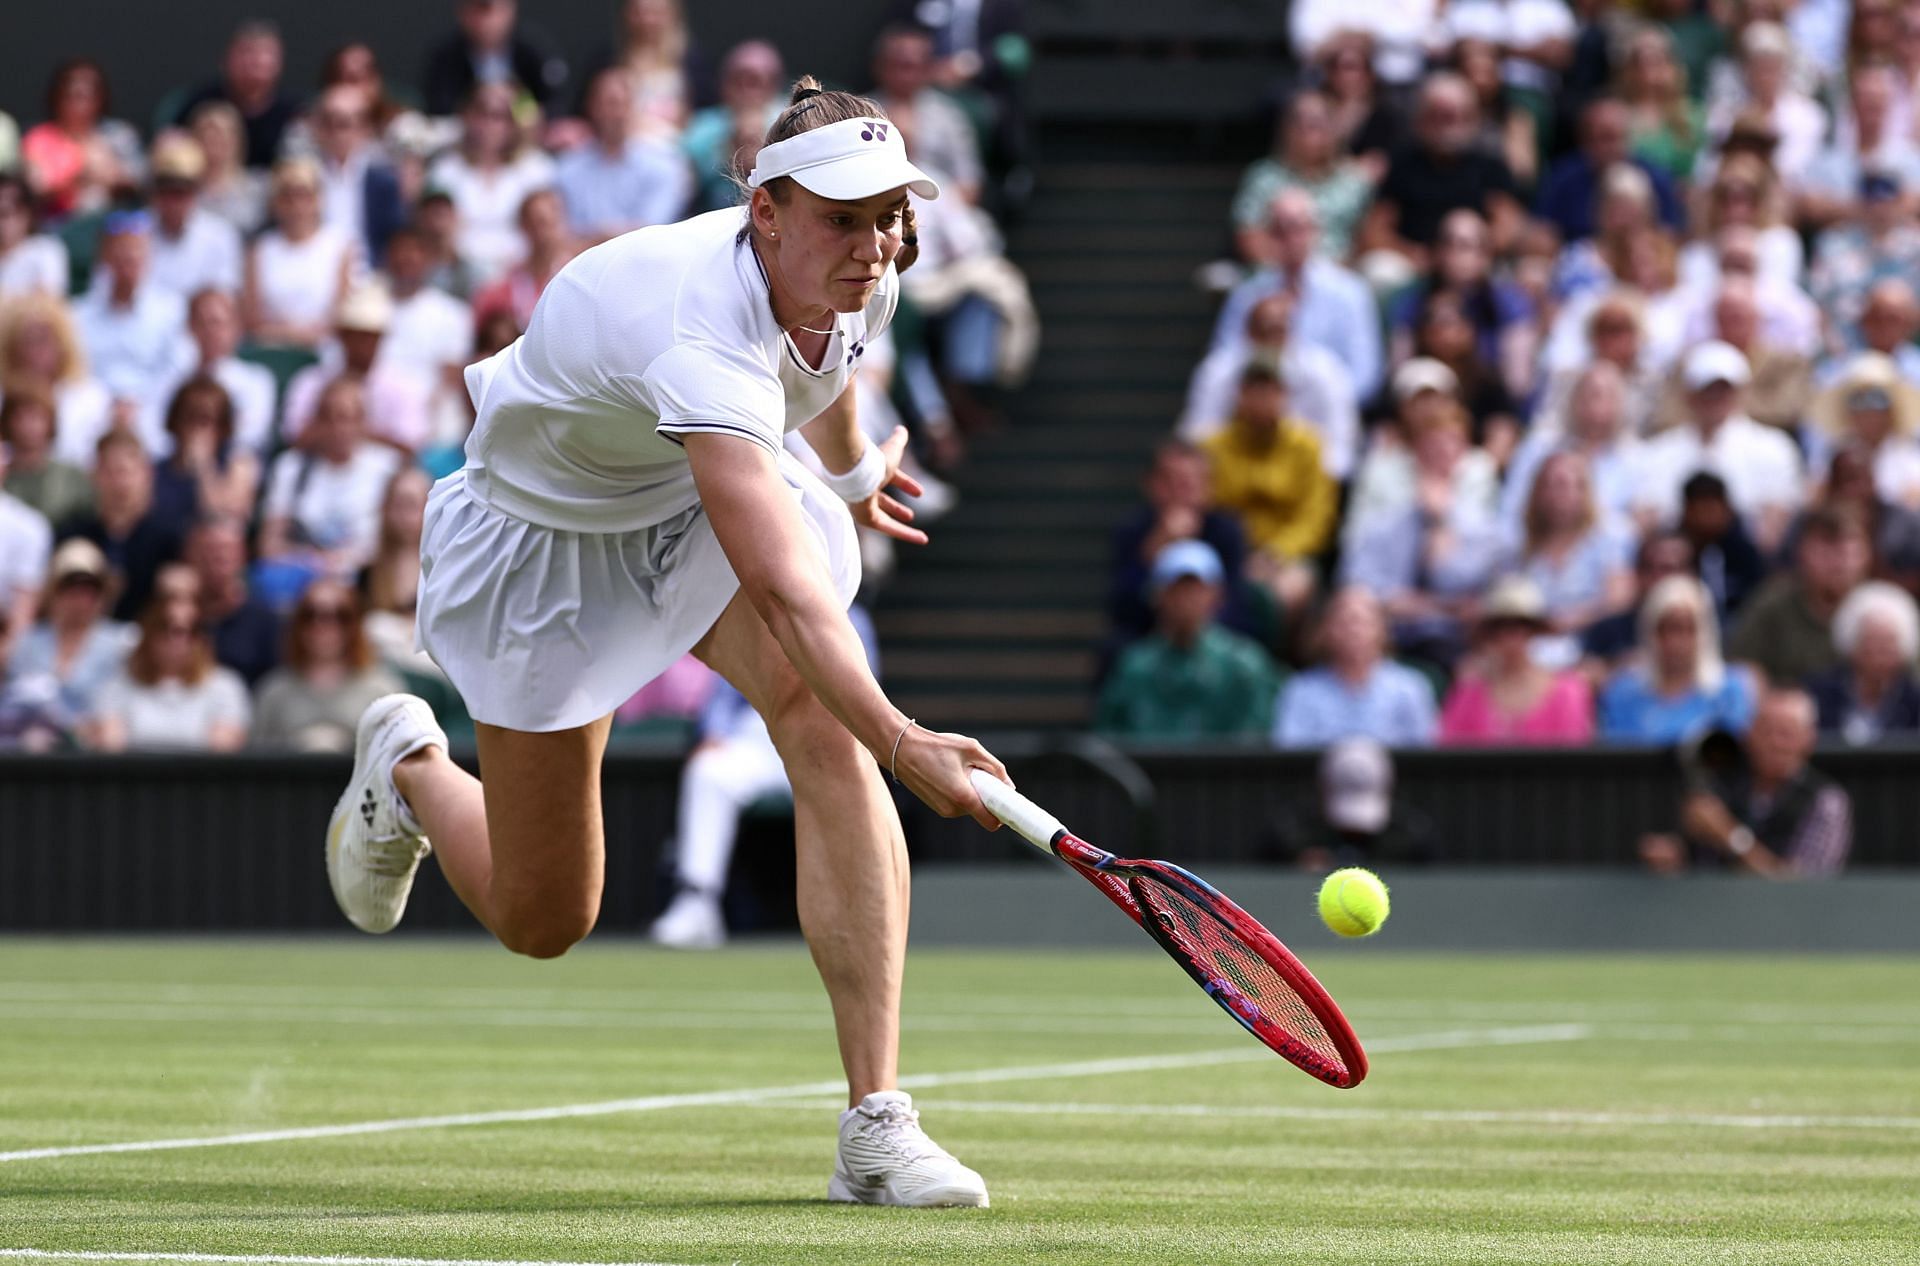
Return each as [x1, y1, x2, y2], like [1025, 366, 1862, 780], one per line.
[793, 86, 825, 102]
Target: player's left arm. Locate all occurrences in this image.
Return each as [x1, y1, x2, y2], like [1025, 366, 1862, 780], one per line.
[800, 386, 928, 545]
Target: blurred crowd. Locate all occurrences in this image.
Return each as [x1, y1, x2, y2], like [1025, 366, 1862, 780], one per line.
[1099, 0, 1920, 797]
[0, 1, 1035, 754]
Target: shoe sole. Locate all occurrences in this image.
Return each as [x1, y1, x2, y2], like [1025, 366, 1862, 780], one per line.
[827, 1172, 989, 1208]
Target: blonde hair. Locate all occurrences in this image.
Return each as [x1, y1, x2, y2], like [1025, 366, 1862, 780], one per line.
[1523, 450, 1598, 554]
[0, 293, 89, 389]
[1638, 574, 1725, 690]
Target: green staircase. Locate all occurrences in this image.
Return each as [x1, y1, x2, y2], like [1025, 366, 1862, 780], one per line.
[877, 131, 1249, 729]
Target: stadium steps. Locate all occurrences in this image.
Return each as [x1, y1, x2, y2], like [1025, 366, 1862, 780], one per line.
[874, 125, 1242, 731]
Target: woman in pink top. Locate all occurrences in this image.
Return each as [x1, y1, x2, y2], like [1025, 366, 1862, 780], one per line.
[1439, 575, 1595, 745]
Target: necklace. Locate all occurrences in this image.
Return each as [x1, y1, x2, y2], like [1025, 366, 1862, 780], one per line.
[790, 319, 838, 336]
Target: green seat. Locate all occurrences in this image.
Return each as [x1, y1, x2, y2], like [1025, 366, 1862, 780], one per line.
[57, 211, 107, 296]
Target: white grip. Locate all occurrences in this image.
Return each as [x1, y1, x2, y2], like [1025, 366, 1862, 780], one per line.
[969, 769, 1066, 853]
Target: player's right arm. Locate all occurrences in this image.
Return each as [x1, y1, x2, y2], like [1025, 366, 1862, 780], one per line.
[682, 431, 1004, 828]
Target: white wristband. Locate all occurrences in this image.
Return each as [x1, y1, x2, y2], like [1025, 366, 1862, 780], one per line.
[820, 441, 887, 502]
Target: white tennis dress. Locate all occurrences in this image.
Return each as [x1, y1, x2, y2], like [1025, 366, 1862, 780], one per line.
[418, 209, 893, 731]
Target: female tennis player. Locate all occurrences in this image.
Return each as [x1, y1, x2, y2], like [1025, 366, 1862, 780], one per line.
[326, 79, 1006, 1208]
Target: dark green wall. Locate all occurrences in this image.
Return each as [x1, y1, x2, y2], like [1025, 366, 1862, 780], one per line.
[0, 1, 896, 136]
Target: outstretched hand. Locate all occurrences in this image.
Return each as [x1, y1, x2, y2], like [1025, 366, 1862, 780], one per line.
[849, 426, 928, 545]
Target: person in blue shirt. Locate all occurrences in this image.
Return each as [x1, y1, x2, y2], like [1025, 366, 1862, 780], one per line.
[555, 68, 693, 242]
[1273, 585, 1438, 748]
[1537, 97, 1685, 242]
[1599, 573, 1758, 744]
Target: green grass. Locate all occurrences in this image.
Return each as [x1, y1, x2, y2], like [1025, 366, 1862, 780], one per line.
[1, 940, 1917, 1266]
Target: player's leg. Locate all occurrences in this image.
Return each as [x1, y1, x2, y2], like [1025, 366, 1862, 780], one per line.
[694, 594, 908, 1101]
[395, 717, 612, 958]
[328, 693, 609, 959]
[693, 591, 988, 1209]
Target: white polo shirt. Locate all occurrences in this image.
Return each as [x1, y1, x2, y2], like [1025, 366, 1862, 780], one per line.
[460, 209, 899, 534]
[149, 209, 244, 299]
[1628, 414, 1806, 525]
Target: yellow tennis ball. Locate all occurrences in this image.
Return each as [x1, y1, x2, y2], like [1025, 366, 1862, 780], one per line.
[1318, 868, 1389, 938]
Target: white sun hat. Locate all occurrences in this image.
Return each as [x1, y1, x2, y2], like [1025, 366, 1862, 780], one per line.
[748, 116, 941, 202]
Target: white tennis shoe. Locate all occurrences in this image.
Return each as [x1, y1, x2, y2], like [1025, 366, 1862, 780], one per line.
[827, 1091, 989, 1208]
[326, 694, 447, 934]
[649, 890, 727, 949]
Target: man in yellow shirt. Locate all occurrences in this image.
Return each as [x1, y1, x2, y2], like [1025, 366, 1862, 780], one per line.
[1199, 363, 1337, 616]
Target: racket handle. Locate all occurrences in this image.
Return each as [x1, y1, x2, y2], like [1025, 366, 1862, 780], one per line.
[968, 769, 1066, 853]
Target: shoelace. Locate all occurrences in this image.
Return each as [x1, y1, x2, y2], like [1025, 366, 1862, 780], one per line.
[858, 1103, 946, 1163]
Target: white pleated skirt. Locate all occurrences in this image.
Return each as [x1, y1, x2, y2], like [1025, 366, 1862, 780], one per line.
[416, 455, 859, 732]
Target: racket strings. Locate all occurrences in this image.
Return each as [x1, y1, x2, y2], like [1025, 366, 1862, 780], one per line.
[1140, 878, 1344, 1068]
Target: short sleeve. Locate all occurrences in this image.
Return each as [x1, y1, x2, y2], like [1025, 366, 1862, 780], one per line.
[644, 342, 785, 455]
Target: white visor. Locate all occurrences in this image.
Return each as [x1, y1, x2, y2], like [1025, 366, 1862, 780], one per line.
[748, 116, 941, 202]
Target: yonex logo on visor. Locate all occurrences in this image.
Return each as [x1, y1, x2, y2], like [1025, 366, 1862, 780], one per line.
[747, 116, 940, 202]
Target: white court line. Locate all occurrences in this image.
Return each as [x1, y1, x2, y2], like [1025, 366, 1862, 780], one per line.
[738, 1097, 1920, 1132]
[0, 1025, 1585, 1165]
[0, 1251, 707, 1266]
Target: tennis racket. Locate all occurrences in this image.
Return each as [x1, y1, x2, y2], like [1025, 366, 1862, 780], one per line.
[969, 770, 1368, 1088]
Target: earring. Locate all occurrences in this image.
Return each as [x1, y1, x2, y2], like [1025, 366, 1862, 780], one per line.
[770, 230, 779, 239]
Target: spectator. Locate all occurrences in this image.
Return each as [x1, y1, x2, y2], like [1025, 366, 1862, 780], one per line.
[187, 101, 267, 235]
[1094, 541, 1281, 740]
[282, 282, 433, 454]
[1599, 573, 1758, 743]
[379, 225, 474, 384]
[1532, 290, 1665, 436]
[1289, 0, 1438, 89]
[171, 21, 298, 170]
[142, 135, 244, 303]
[1437, 575, 1596, 745]
[165, 288, 276, 459]
[1342, 378, 1503, 659]
[0, 437, 52, 666]
[602, 0, 705, 139]
[250, 578, 402, 752]
[1181, 291, 1358, 480]
[184, 514, 280, 685]
[1833, 278, 1920, 387]
[1550, 162, 1659, 303]
[359, 467, 434, 673]
[556, 69, 692, 242]
[244, 158, 360, 350]
[1231, 90, 1374, 264]
[681, 41, 785, 215]
[1312, 33, 1405, 170]
[22, 59, 143, 219]
[321, 42, 415, 137]
[1502, 361, 1644, 538]
[1677, 470, 1769, 619]
[1273, 586, 1439, 748]
[1711, 21, 1830, 175]
[57, 431, 180, 622]
[1806, 445, 1920, 591]
[1272, 737, 1440, 870]
[88, 598, 249, 751]
[0, 293, 114, 468]
[1629, 340, 1803, 552]
[1200, 364, 1338, 615]
[307, 85, 407, 268]
[1581, 529, 1696, 669]
[1616, 26, 1705, 182]
[1505, 451, 1634, 639]
[1681, 160, 1805, 298]
[426, 83, 558, 287]
[0, 173, 67, 300]
[1210, 190, 1382, 398]
[1641, 687, 1851, 876]
[152, 375, 259, 527]
[5, 538, 132, 732]
[1359, 74, 1523, 279]
[871, 25, 984, 204]
[1542, 230, 1691, 378]
[1386, 208, 1536, 415]
[1807, 581, 1920, 744]
[0, 391, 92, 526]
[1795, 65, 1920, 232]
[73, 211, 190, 437]
[423, 0, 569, 117]
[1447, 36, 1540, 192]
[1658, 276, 1810, 434]
[894, 188, 1040, 415]
[1728, 504, 1871, 686]
[472, 190, 579, 334]
[1806, 352, 1920, 510]
[258, 377, 403, 578]
[1807, 170, 1920, 358]
[1107, 440, 1253, 647]
[1537, 96, 1685, 242]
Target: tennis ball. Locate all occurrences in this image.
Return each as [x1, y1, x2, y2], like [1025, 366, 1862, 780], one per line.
[1318, 868, 1389, 938]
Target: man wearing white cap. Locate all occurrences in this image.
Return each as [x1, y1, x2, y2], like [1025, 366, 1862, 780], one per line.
[323, 76, 1005, 1206]
[1629, 340, 1805, 552]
